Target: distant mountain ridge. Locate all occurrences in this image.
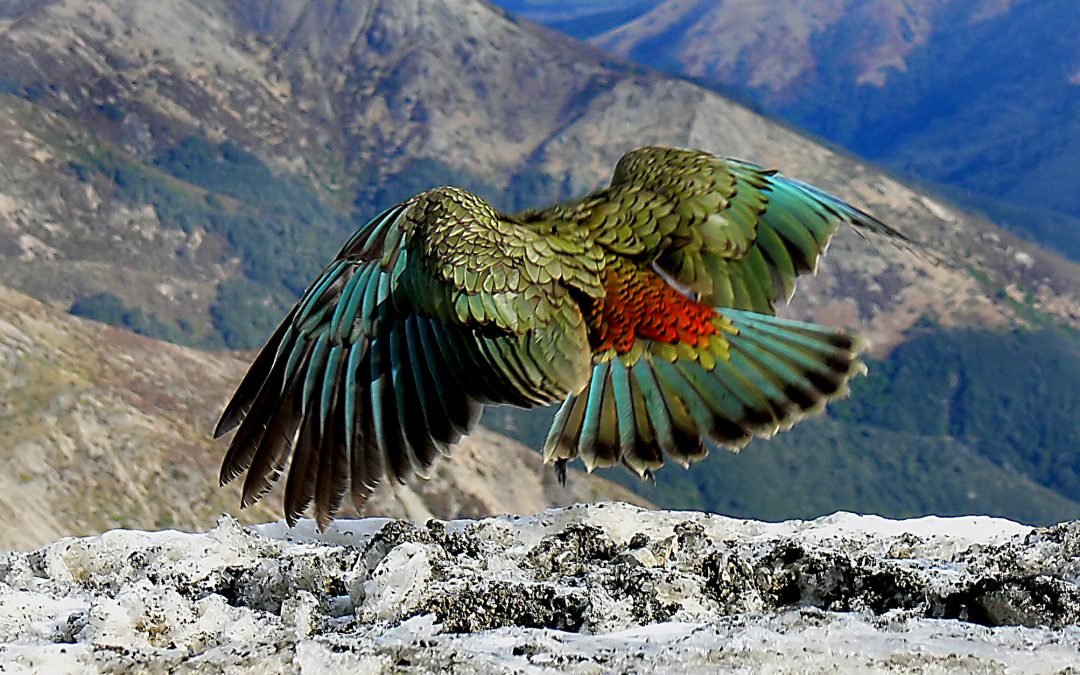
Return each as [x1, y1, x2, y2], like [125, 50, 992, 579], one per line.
[1, 0, 1077, 349]
[0, 0, 1077, 524]
[497, 0, 1080, 260]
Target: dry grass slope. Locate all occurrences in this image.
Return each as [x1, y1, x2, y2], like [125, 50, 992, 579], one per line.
[0, 284, 647, 551]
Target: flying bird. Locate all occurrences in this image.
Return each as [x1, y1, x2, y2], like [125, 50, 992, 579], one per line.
[214, 146, 912, 528]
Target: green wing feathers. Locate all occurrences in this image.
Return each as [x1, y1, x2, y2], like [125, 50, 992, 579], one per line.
[717, 166, 917, 310]
[214, 258, 482, 527]
[543, 310, 867, 477]
[580, 147, 916, 314]
[215, 146, 909, 527]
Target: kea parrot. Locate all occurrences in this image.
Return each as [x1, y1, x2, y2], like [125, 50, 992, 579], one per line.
[214, 146, 912, 528]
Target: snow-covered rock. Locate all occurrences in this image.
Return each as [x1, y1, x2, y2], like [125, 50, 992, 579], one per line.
[0, 503, 1077, 673]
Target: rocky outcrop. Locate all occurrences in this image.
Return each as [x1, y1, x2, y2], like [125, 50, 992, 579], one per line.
[0, 503, 1076, 672]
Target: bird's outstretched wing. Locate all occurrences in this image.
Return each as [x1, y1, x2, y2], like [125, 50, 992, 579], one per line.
[526, 146, 916, 314]
[213, 187, 600, 527]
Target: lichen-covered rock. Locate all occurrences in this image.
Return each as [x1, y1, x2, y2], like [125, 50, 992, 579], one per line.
[0, 503, 1077, 673]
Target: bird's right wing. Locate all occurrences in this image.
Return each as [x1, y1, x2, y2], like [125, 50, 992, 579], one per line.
[213, 187, 599, 527]
[532, 146, 916, 314]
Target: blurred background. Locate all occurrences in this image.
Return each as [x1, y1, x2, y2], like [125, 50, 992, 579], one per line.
[0, 0, 1077, 549]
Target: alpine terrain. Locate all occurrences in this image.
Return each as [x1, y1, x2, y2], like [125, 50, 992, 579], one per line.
[0, 0, 1076, 526]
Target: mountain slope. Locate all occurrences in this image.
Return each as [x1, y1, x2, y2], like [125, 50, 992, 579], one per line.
[498, 0, 1080, 259]
[1, 0, 1079, 353]
[0, 284, 645, 550]
[0, 0, 1079, 523]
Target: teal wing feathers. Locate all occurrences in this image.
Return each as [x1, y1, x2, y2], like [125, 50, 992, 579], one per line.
[543, 310, 867, 479]
[214, 187, 597, 528]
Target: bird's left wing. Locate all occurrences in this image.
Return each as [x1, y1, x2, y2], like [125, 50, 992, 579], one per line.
[213, 187, 599, 527]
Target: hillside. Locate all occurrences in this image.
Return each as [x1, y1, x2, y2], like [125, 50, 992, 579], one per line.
[0, 284, 645, 551]
[497, 0, 1080, 259]
[0, 0, 1078, 524]
[0, 0, 1079, 351]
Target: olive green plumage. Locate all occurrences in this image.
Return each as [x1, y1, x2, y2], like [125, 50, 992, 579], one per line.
[214, 146, 912, 527]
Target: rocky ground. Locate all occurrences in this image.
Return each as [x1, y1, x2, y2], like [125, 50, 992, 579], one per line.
[0, 502, 1077, 673]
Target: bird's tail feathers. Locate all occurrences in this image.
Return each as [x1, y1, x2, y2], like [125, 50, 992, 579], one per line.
[543, 310, 866, 478]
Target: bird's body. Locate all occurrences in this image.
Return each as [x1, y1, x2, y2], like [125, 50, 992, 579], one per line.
[214, 146, 911, 527]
